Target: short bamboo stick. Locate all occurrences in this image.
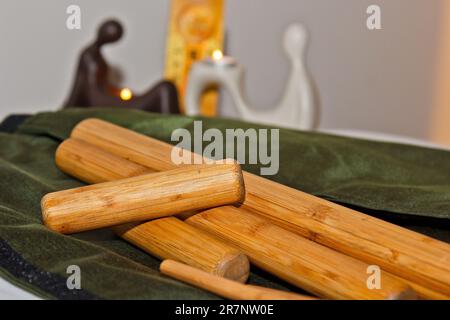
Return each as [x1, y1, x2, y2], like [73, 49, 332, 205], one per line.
[160, 259, 317, 300]
[53, 139, 250, 282]
[115, 220, 249, 283]
[42, 162, 244, 234]
[186, 206, 416, 300]
[55, 138, 416, 299]
[70, 118, 450, 296]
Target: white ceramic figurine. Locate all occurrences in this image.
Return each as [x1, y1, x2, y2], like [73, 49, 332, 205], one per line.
[185, 23, 319, 130]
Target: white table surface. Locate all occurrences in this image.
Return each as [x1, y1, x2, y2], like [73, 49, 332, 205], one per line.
[0, 277, 39, 300]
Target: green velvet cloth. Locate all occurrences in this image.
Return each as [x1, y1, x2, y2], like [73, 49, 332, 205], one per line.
[0, 108, 448, 299]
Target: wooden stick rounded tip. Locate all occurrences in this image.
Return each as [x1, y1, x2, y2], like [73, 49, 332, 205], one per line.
[41, 195, 62, 233]
[55, 138, 69, 157]
[215, 252, 250, 283]
[219, 159, 245, 204]
[40, 194, 51, 222]
[231, 161, 246, 204]
[159, 259, 176, 273]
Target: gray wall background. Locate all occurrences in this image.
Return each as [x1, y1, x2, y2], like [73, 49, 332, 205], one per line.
[0, 0, 445, 141]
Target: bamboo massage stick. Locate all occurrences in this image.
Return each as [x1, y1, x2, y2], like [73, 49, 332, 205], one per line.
[69, 118, 450, 296]
[42, 161, 245, 233]
[54, 137, 153, 184]
[160, 259, 317, 300]
[115, 220, 249, 283]
[53, 139, 250, 282]
[55, 139, 415, 300]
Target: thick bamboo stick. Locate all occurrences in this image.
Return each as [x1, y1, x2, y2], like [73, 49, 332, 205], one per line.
[115, 220, 249, 283]
[70, 118, 450, 296]
[42, 162, 244, 233]
[160, 259, 317, 300]
[56, 138, 415, 299]
[53, 139, 250, 282]
[186, 207, 416, 300]
[55, 138, 153, 184]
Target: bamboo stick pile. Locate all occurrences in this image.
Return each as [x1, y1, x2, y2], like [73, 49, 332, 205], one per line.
[41, 118, 450, 300]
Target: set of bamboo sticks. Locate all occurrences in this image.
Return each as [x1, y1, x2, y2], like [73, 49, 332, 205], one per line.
[42, 118, 450, 300]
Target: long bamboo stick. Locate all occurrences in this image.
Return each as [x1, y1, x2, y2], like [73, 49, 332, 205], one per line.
[160, 259, 317, 300]
[55, 139, 416, 299]
[69, 118, 450, 296]
[55, 136, 153, 184]
[186, 206, 416, 300]
[52, 139, 250, 282]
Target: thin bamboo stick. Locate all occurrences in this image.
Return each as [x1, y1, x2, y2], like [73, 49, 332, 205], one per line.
[160, 259, 317, 300]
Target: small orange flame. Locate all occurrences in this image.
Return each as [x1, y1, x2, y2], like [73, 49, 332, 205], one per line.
[119, 88, 133, 101]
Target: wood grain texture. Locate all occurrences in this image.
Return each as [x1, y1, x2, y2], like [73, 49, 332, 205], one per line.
[160, 259, 316, 300]
[55, 138, 154, 184]
[53, 139, 250, 282]
[186, 207, 416, 300]
[402, 280, 450, 300]
[242, 173, 450, 299]
[115, 219, 249, 282]
[70, 118, 450, 297]
[42, 162, 245, 233]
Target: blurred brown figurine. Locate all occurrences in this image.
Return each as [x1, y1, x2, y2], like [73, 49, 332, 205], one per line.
[63, 19, 180, 114]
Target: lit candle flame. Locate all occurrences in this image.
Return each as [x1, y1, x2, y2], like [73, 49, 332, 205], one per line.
[212, 49, 223, 61]
[119, 88, 133, 101]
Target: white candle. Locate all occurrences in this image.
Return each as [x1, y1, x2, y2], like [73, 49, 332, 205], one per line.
[204, 49, 237, 67]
